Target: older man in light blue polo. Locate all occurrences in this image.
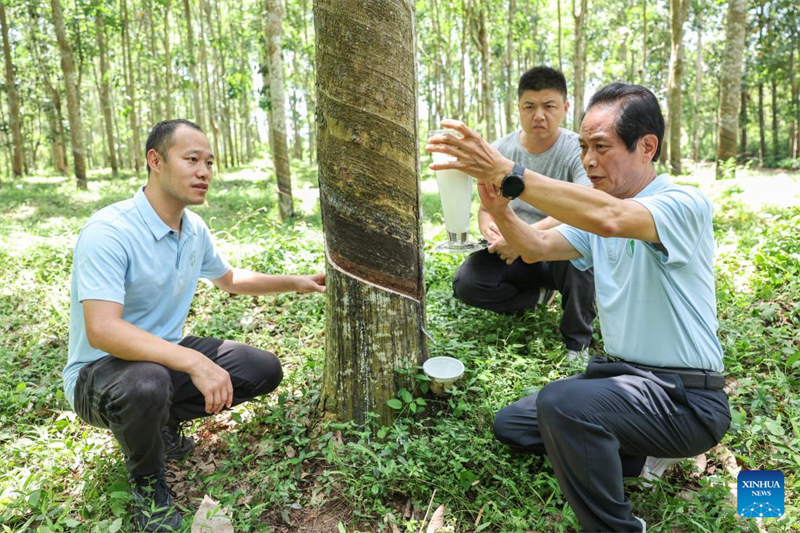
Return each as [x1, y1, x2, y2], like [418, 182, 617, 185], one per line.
[64, 119, 325, 532]
[427, 84, 730, 532]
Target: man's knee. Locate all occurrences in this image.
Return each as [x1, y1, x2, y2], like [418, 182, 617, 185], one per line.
[119, 363, 172, 410]
[228, 343, 283, 397]
[492, 405, 519, 446]
[536, 379, 581, 427]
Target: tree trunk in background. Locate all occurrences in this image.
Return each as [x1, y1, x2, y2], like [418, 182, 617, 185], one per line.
[715, 0, 748, 179]
[121, 0, 141, 173]
[790, 47, 798, 158]
[213, 0, 235, 168]
[315, 0, 427, 426]
[757, 81, 765, 165]
[0, 1, 23, 177]
[640, 0, 647, 84]
[457, 0, 468, 120]
[51, 0, 87, 188]
[665, 0, 688, 174]
[739, 87, 748, 157]
[96, 13, 118, 177]
[473, 2, 493, 139]
[557, 0, 563, 71]
[770, 77, 778, 162]
[182, 0, 204, 129]
[163, 0, 173, 118]
[265, 0, 294, 219]
[692, 17, 702, 161]
[198, 0, 221, 167]
[505, 0, 516, 135]
[572, 0, 588, 131]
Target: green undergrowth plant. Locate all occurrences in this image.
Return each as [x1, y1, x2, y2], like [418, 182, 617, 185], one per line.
[1, 167, 798, 532]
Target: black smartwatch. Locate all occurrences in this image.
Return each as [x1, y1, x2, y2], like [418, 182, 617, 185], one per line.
[500, 162, 526, 199]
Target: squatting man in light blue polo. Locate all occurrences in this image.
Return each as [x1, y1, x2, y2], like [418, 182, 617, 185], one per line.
[63, 119, 326, 532]
[427, 84, 731, 532]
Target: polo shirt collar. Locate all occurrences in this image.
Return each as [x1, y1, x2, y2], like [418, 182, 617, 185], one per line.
[134, 186, 196, 241]
[635, 173, 671, 199]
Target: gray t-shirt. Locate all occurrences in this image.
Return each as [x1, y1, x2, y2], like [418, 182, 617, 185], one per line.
[492, 128, 590, 224]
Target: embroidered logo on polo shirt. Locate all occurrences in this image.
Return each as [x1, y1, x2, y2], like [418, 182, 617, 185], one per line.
[190, 250, 197, 268]
[626, 239, 635, 258]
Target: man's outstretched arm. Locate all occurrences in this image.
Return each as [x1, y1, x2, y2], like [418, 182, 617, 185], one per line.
[210, 268, 325, 295]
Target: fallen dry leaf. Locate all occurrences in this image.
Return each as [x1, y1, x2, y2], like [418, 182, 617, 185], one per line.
[191, 495, 234, 533]
[690, 454, 708, 478]
[426, 504, 445, 533]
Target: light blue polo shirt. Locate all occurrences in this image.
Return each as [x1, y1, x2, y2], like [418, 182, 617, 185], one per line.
[554, 174, 724, 372]
[63, 187, 231, 407]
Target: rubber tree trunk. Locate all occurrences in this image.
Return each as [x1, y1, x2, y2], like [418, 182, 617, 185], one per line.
[0, 1, 23, 177]
[692, 17, 702, 162]
[96, 12, 118, 177]
[51, 0, 87, 189]
[665, 0, 689, 174]
[121, 0, 141, 174]
[265, 0, 294, 219]
[715, 0, 748, 179]
[572, 0, 588, 132]
[182, 0, 204, 130]
[314, 0, 428, 426]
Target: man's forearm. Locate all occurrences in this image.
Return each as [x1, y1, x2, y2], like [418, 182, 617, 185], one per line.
[516, 171, 622, 237]
[491, 207, 548, 263]
[220, 268, 301, 295]
[88, 315, 204, 374]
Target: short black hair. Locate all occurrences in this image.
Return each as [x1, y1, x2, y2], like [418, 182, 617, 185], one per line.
[145, 119, 202, 174]
[517, 66, 568, 100]
[586, 83, 664, 162]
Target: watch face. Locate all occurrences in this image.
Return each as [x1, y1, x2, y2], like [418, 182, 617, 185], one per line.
[502, 174, 525, 199]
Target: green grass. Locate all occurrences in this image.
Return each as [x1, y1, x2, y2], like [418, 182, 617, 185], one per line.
[0, 161, 798, 532]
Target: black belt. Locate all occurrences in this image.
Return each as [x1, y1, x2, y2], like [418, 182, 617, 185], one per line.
[605, 356, 726, 390]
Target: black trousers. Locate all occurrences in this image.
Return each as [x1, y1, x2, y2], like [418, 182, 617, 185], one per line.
[452, 249, 596, 350]
[493, 356, 731, 532]
[73, 336, 283, 479]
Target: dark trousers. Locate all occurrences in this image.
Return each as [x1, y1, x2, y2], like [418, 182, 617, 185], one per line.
[73, 336, 283, 479]
[452, 249, 596, 350]
[493, 357, 731, 532]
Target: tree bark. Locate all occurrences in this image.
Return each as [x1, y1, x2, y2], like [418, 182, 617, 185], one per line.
[96, 11, 118, 176]
[121, 0, 141, 174]
[770, 76, 778, 162]
[790, 46, 798, 159]
[715, 0, 748, 179]
[198, 0, 221, 167]
[265, 0, 294, 219]
[557, 0, 563, 72]
[692, 17, 702, 161]
[314, 0, 427, 426]
[163, 0, 173, 118]
[572, 0, 588, 131]
[472, 1, 493, 139]
[51, 0, 87, 188]
[641, 0, 647, 84]
[758, 81, 766, 165]
[0, 1, 23, 177]
[665, 0, 689, 174]
[182, 0, 204, 129]
[505, 0, 516, 135]
[740, 86, 748, 158]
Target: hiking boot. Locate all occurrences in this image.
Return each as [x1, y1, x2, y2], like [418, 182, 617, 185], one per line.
[635, 516, 647, 532]
[131, 472, 182, 532]
[162, 423, 195, 461]
[640, 456, 688, 487]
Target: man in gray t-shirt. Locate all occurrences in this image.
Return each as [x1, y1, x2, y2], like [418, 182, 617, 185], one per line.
[452, 66, 596, 357]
